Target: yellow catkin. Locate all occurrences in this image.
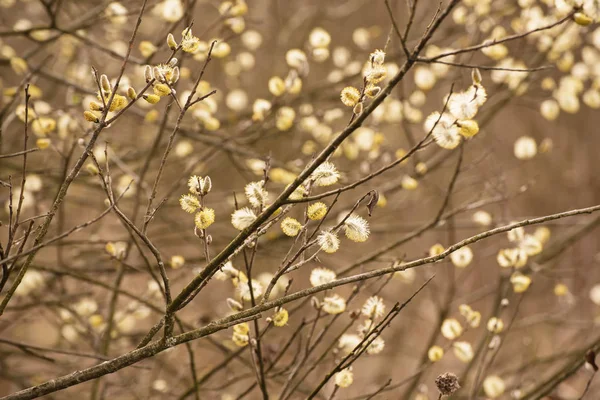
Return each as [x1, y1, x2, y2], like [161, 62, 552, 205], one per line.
[272, 308, 289, 326]
[84, 111, 100, 123]
[281, 217, 302, 236]
[153, 83, 171, 97]
[144, 94, 161, 104]
[36, 138, 51, 149]
[307, 202, 328, 220]
[340, 86, 361, 107]
[194, 208, 215, 229]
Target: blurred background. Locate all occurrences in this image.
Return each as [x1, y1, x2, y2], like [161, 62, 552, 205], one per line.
[1, 0, 600, 398]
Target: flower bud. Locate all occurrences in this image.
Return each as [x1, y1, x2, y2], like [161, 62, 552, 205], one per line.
[574, 12, 593, 26]
[139, 41, 157, 57]
[167, 33, 178, 50]
[428, 345, 444, 362]
[340, 86, 360, 107]
[172, 66, 180, 83]
[153, 66, 165, 82]
[471, 68, 482, 85]
[144, 65, 153, 83]
[364, 85, 381, 98]
[100, 74, 111, 92]
[89, 101, 103, 111]
[153, 83, 171, 97]
[457, 120, 479, 137]
[227, 298, 243, 311]
[143, 94, 161, 104]
[202, 176, 212, 195]
[311, 296, 320, 310]
[84, 111, 100, 123]
[127, 87, 137, 100]
[36, 138, 51, 149]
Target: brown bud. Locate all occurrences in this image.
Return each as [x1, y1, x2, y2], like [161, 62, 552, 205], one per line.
[311, 296, 320, 310]
[366, 190, 379, 217]
[586, 350, 598, 372]
[435, 372, 460, 396]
